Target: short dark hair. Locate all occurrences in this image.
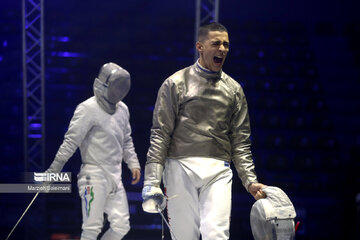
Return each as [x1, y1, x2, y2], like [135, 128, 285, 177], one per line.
[197, 22, 228, 42]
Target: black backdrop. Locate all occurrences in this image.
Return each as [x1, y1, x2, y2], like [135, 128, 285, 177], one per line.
[1, 0, 359, 239]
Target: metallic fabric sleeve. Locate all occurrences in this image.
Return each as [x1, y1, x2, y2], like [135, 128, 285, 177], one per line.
[230, 88, 258, 191]
[144, 78, 179, 185]
[143, 162, 164, 187]
[146, 78, 179, 166]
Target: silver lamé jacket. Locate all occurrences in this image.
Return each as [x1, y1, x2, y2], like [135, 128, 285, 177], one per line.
[146, 61, 258, 190]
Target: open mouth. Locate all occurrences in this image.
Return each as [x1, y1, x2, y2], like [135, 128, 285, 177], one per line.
[214, 56, 223, 64]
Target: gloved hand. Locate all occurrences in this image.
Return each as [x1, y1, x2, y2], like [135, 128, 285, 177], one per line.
[40, 181, 51, 193]
[142, 185, 166, 213]
[39, 170, 52, 193]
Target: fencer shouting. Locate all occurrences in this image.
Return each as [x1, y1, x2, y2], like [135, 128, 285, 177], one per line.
[142, 22, 266, 240]
[46, 63, 141, 240]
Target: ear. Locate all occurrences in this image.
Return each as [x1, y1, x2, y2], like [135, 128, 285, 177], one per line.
[196, 41, 203, 53]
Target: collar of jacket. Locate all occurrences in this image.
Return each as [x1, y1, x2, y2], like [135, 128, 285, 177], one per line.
[194, 59, 222, 81]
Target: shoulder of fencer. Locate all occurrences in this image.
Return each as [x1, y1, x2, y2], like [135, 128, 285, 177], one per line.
[116, 101, 129, 111]
[165, 66, 191, 84]
[220, 71, 245, 95]
[81, 96, 95, 104]
[221, 71, 241, 88]
[159, 66, 191, 96]
[80, 96, 97, 109]
[75, 96, 101, 114]
[116, 101, 130, 116]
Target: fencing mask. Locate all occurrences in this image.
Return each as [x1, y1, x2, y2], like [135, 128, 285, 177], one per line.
[250, 186, 296, 240]
[93, 62, 131, 114]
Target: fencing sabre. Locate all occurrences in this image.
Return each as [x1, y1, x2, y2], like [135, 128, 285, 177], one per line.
[157, 205, 179, 240]
[6, 191, 40, 240]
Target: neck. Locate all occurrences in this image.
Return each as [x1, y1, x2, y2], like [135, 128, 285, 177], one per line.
[198, 59, 219, 74]
[195, 59, 222, 80]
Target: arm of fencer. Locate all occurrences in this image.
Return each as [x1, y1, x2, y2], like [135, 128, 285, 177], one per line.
[142, 79, 177, 213]
[146, 78, 178, 167]
[230, 88, 258, 191]
[142, 163, 166, 213]
[47, 104, 93, 173]
[121, 104, 141, 171]
[143, 162, 163, 187]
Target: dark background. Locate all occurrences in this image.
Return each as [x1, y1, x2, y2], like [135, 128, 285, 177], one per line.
[1, 0, 359, 239]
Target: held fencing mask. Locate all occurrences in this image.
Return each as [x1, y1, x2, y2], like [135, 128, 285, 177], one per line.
[250, 186, 296, 240]
[93, 62, 131, 114]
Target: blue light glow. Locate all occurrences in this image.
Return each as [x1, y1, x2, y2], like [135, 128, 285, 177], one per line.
[28, 134, 42, 138]
[51, 51, 85, 58]
[132, 224, 162, 230]
[51, 36, 70, 42]
[258, 51, 264, 58]
[264, 82, 271, 89]
[29, 123, 42, 130]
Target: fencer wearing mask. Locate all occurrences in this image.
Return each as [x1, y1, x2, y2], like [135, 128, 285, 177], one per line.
[46, 62, 141, 240]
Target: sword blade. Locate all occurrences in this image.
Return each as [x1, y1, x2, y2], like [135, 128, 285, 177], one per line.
[6, 191, 40, 240]
[157, 206, 179, 240]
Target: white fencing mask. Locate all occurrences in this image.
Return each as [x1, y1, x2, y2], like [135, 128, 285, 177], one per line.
[250, 186, 296, 240]
[93, 62, 131, 114]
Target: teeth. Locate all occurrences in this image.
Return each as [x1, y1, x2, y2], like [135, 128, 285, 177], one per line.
[214, 56, 223, 64]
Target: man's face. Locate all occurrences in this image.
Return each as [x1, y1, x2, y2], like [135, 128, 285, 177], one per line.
[197, 30, 229, 72]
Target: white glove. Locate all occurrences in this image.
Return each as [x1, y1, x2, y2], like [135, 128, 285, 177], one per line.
[40, 181, 51, 193]
[142, 185, 166, 213]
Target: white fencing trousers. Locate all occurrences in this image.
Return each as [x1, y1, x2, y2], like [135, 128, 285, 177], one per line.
[77, 164, 130, 240]
[163, 157, 233, 240]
